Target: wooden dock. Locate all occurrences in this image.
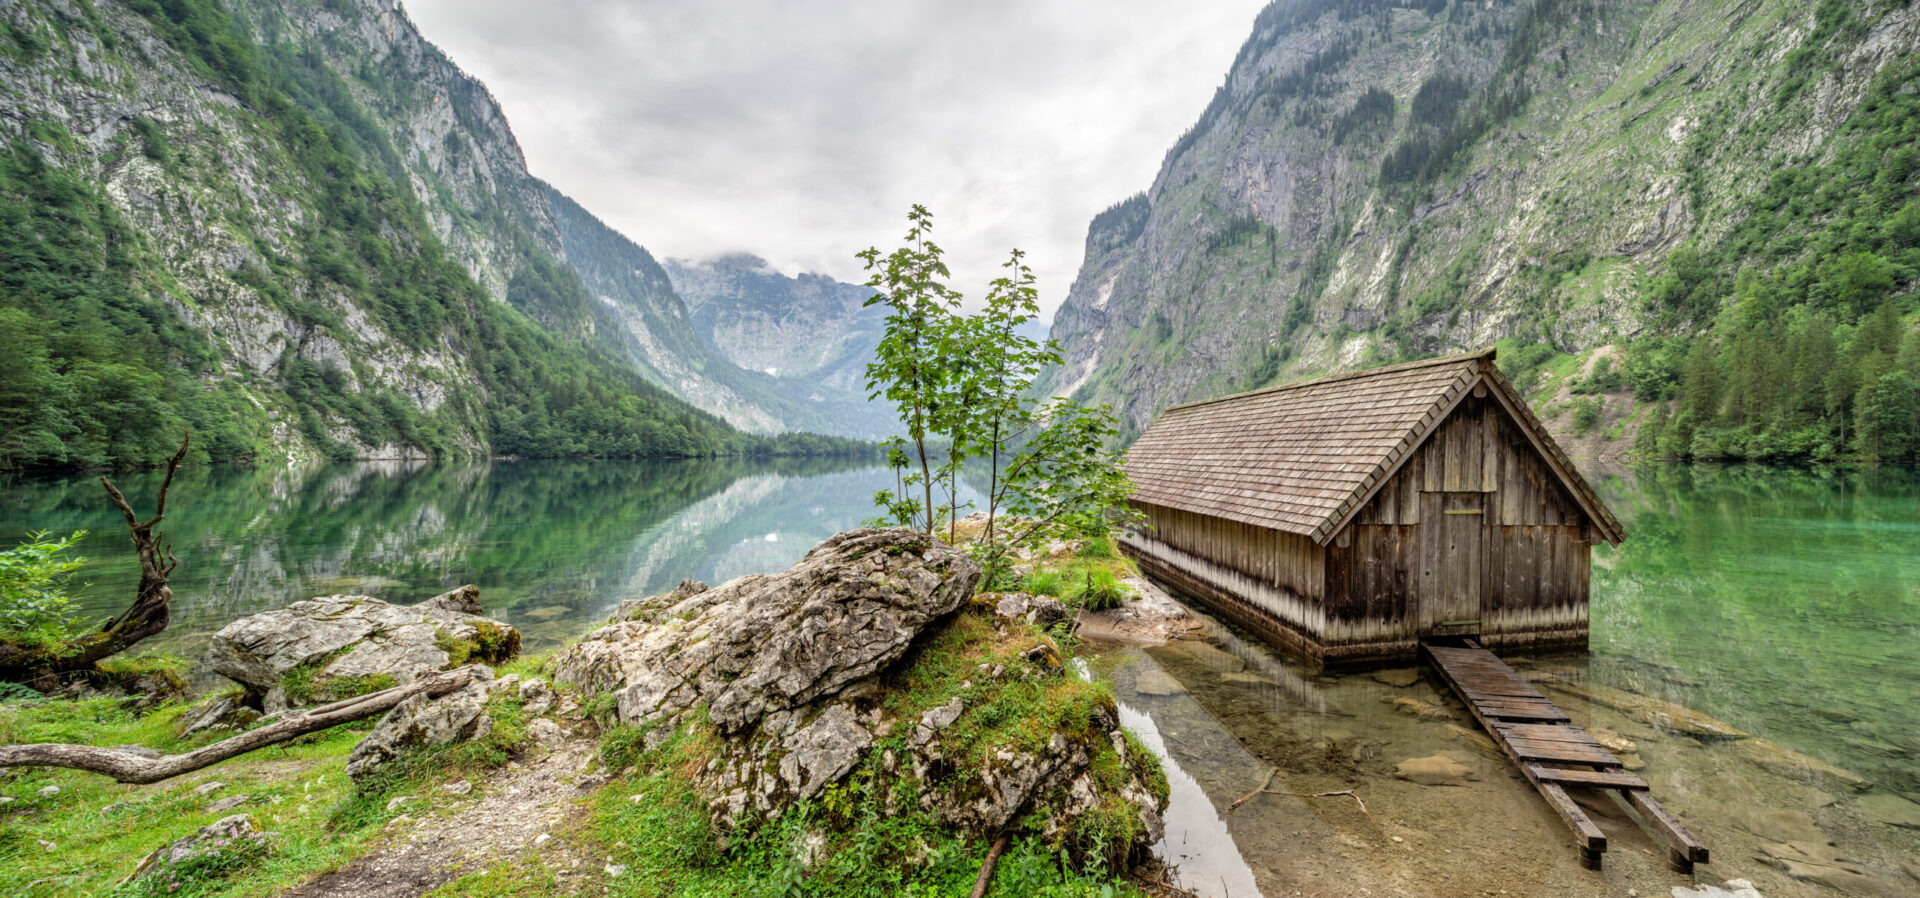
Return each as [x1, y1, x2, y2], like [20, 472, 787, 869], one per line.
[1421, 641, 1708, 872]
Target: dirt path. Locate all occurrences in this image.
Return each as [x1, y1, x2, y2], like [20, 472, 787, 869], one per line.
[284, 724, 606, 898]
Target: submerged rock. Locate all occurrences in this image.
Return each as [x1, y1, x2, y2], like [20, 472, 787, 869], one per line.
[207, 585, 519, 713]
[1371, 668, 1422, 688]
[1133, 668, 1186, 696]
[1394, 754, 1476, 786]
[1735, 738, 1873, 792]
[1544, 680, 1747, 740]
[1758, 840, 1913, 897]
[1855, 791, 1920, 829]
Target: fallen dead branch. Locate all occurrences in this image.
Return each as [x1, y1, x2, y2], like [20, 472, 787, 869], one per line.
[0, 433, 191, 688]
[969, 832, 1011, 898]
[0, 667, 476, 784]
[1228, 767, 1372, 822]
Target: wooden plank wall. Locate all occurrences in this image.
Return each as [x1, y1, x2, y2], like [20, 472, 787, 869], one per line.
[1331, 394, 1591, 650]
[1136, 504, 1323, 602]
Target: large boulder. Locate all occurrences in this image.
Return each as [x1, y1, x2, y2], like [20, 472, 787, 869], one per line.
[555, 529, 980, 738]
[556, 529, 1166, 858]
[207, 585, 519, 713]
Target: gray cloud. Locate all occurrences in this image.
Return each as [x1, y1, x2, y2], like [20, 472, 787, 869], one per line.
[401, 0, 1268, 317]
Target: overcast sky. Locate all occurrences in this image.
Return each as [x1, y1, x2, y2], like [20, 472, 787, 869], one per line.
[401, 0, 1269, 318]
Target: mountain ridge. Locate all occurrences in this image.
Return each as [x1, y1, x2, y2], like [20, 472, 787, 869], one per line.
[1041, 0, 1920, 459]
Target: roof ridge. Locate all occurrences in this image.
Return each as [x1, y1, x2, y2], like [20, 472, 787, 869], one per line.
[1164, 347, 1496, 413]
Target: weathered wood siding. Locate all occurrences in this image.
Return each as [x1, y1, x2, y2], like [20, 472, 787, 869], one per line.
[1327, 394, 1590, 659]
[1125, 502, 1331, 659]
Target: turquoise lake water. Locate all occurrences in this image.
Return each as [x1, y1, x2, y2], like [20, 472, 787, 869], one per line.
[0, 457, 1912, 788]
[2, 457, 1915, 896]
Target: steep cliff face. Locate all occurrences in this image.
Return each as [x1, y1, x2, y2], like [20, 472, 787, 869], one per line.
[0, 0, 890, 468]
[0, 0, 750, 465]
[1041, 0, 1920, 449]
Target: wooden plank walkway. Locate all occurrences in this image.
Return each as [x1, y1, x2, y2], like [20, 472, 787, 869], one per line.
[1421, 641, 1709, 872]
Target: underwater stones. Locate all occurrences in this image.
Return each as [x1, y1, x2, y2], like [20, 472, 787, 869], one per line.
[1443, 723, 1500, 757]
[1389, 697, 1450, 721]
[1543, 681, 1747, 740]
[207, 585, 518, 712]
[1855, 792, 1920, 829]
[1735, 739, 1873, 791]
[1159, 638, 1246, 673]
[1735, 806, 1827, 844]
[1589, 727, 1637, 754]
[1370, 668, 1421, 688]
[1393, 754, 1475, 786]
[1133, 668, 1186, 696]
[1672, 880, 1763, 898]
[1759, 841, 1913, 898]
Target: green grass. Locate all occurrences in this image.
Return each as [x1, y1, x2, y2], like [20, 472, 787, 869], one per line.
[553, 600, 1163, 898]
[0, 688, 529, 897]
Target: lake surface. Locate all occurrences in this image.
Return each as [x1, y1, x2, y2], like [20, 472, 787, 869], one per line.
[3, 458, 1916, 895]
[0, 456, 966, 670]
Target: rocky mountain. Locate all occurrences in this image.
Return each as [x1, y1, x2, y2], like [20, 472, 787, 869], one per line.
[1042, 0, 1920, 459]
[666, 255, 886, 395]
[0, 0, 878, 469]
[553, 209, 896, 439]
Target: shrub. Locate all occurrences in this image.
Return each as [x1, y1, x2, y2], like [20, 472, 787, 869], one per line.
[1020, 569, 1065, 598]
[0, 530, 89, 650]
[1572, 397, 1604, 434]
[1069, 568, 1129, 612]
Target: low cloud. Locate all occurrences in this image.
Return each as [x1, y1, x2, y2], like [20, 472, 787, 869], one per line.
[402, 0, 1267, 316]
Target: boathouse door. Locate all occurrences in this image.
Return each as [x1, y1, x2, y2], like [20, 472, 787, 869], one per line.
[1418, 491, 1484, 635]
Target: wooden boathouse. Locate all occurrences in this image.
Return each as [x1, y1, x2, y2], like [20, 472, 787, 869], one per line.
[1120, 348, 1625, 669]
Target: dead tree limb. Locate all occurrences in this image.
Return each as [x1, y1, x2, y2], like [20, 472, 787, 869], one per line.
[0, 667, 476, 784]
[969, 832, 1012, 898]
[0, 433, 190, 687]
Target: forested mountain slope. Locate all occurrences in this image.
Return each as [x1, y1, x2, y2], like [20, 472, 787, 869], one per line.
[0, 0, 872, 469]
[1041, 0, 1920, 460]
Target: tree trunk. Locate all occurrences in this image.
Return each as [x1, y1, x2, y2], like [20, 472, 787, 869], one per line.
[0, 434, 190, 689]
[0, 667, 476, 784]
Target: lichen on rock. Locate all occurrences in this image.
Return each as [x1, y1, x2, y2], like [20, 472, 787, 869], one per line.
[204, 585, 520, 714]
[560, 527, 1168, 867]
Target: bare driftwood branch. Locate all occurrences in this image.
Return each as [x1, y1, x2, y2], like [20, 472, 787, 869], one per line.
[0, 667, 476, 784]
[1228, 767, 1372, 822]
[0, 433, 190, 687]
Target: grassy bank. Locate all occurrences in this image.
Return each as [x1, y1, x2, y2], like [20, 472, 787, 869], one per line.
[0, 534, 1166, 897]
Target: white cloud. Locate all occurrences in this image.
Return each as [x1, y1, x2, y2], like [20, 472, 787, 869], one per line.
[400, 0, 1269, 317]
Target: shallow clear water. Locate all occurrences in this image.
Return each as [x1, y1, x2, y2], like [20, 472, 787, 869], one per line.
[2, 459, 1915, 895]
[1088, 462, 1920, 898]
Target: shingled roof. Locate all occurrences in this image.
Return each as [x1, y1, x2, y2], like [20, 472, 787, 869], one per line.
[1123, 348, 1624, 546]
